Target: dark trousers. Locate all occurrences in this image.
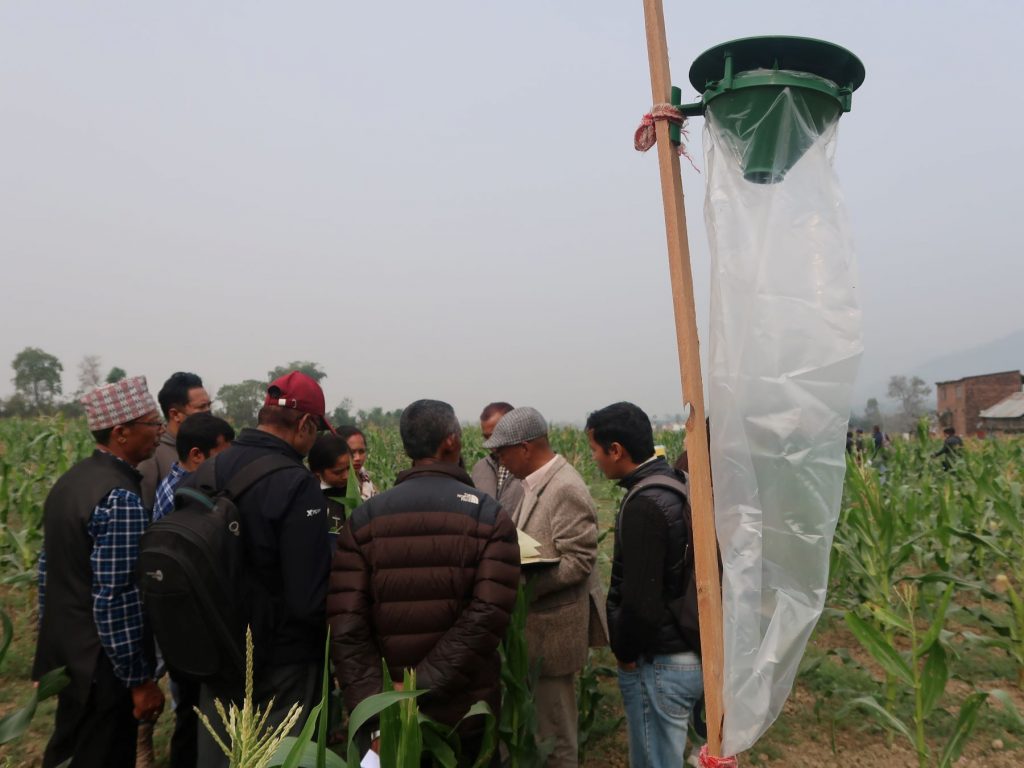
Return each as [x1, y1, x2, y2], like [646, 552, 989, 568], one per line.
[197, 662, 319, 768]
[169, 671, 201, 768]
[43, 653, 137, 768]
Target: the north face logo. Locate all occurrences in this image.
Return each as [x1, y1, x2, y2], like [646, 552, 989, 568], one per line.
[457, 492, 479, 505]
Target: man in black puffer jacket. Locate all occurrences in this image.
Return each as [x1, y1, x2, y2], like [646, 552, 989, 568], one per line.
[328, 399, 521, 765]
[586, 402, 703, 768]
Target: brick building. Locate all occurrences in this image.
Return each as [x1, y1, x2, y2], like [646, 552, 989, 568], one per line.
[936, 370, 1023, 436]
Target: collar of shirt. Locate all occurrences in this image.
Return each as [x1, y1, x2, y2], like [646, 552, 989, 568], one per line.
[521, 454, 560, 496]
[618, 454, 667, 489]
[95, 445, 141, 472]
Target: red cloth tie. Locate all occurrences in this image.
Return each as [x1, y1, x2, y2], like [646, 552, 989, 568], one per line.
[633, 103, 699, 171]
[699, 745, 739, 768]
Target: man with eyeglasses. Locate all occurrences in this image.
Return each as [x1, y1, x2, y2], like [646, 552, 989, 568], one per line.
[189, 371, 334, 768]
[33, 376, 167, 768]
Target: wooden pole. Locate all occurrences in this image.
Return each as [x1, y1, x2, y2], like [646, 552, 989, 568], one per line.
[640, 0, 727, 757]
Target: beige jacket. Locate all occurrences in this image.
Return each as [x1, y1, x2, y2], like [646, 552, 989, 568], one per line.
[514, 455, 608, 677]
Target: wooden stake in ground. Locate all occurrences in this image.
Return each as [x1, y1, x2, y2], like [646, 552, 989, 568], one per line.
[639, 0, 727, 758]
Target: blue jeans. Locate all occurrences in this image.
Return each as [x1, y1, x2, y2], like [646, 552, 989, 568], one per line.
[618, 652, 703, 768]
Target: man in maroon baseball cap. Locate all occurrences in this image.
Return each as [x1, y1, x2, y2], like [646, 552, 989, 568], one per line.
[265, 371, 335, 434]
[191, 370, 333, 766]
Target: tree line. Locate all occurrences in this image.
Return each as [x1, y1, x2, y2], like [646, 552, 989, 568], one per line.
[3, 346, 938, 434]
[849, 375, 934, 434]
[0, 347, 400, 429]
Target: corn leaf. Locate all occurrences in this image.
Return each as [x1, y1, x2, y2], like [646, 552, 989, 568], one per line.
[0, 665, 69, 744]
[987, 689, 1024, 730]
[918, 582, 955, 657]
[0, 609, 13, 666]
[844, 612, 913, 685]
[315, 631, 331, 768]
[0, 690, 39, 745]
[345, 689, 426, 768]
[419, 720, 457, 768]
[833, 696, 914, 749]
[864, 602, 911, 633]
[938, 691, 987, 768]
[277, 700, 325, 768]
[271, 739, 346, 768]
[961, 630, 1012, 651]
[920, 645, 948, 717]
[378, 664, 400, 768]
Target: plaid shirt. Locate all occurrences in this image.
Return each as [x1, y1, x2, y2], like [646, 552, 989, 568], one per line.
[38, 480, 153, 686]
[89, 487, 152, 686]
[496, 464, 512, 496]
[152, 461, 188, 522]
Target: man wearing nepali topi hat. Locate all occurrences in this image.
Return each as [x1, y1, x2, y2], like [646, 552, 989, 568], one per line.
[33, 376, 167, 768]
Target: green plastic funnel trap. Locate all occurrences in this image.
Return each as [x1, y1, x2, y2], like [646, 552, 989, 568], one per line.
[676, 36, 865, 184]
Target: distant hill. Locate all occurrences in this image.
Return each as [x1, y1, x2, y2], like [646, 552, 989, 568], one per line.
[858, 328, 1023, 410]
[913, 328, 1023, 386]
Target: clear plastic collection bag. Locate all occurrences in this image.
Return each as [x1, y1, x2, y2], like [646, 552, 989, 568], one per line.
[702, 81, 863, 756]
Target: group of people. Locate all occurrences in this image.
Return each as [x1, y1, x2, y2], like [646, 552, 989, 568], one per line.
[32, 370, 702, 768]
[845, 425, 889, 458]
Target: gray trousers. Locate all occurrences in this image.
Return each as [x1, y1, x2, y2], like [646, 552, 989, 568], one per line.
[196, 663, 320, 768]
[535, 673, 579, 768]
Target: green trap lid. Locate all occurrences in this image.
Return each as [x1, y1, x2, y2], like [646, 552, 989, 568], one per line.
[688, 36, 865, 95]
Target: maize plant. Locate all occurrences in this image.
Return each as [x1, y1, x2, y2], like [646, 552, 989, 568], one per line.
[838, 581, 986, 768]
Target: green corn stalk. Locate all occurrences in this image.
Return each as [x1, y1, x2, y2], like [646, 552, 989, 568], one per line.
[498, 583, 553, 768]
[832, 455, 925, 725]
[576, 652, 623, 764]
[0, 608, 70, 744]
[839, 580, 991, 768]
[947, 457, 1024, 687]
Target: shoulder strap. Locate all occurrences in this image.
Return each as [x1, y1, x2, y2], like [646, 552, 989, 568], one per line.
[222, 454, 300, 500]
[618, 473, 693, 552]
[621, 473, 690, 509]
[173, 453, 299, 510]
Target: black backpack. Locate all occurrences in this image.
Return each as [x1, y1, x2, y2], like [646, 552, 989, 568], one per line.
[136, 454, 296, 686]
[619, 473, 702, 654]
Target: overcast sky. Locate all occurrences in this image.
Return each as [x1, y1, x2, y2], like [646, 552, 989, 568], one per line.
[2, 1, 1021, 423]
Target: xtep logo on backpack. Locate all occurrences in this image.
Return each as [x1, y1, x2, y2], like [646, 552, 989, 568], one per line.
[306, 507, 323, 517]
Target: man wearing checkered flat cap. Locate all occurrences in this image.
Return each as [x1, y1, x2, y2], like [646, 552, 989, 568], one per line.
[484, 407, 608, 767]
[33, 376, 167, 768]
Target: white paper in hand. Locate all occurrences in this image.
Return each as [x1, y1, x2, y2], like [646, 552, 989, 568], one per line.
[517, 527, 560, 566]
[517, 528, 542, 559]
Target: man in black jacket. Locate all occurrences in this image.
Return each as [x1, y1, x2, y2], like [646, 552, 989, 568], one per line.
[192, 372, 333, 768]
[586, 402, 703, 768]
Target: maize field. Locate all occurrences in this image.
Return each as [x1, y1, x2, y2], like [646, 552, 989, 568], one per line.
[1, 417, 1023, 766]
